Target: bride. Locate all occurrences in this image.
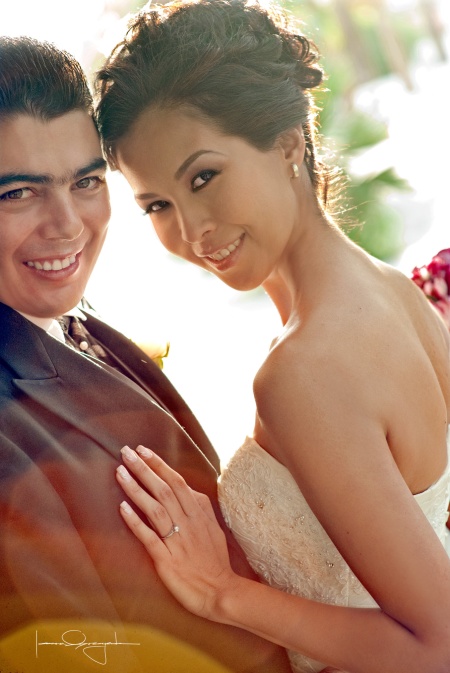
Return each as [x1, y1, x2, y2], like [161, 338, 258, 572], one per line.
[95, 1, 450, 671]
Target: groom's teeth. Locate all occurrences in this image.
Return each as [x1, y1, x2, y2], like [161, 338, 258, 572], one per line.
[210, 238, 242, 261]
[26, 254, 76, 271]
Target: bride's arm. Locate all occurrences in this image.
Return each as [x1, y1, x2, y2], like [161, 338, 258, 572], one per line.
[250, 346, 450, 672]
[115, 356, 450, 673]
[116, 444, 450, 672]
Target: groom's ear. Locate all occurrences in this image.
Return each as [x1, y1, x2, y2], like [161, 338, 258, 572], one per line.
[276, 125, 306, 166]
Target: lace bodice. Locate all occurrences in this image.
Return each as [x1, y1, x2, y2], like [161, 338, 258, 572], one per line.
[218, 435, 450, 673]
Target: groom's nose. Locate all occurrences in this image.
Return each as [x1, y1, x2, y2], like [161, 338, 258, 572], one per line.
[39, 193, 84, 242]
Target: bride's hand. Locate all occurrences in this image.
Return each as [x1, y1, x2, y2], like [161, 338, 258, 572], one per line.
[116, 445, 239, 621]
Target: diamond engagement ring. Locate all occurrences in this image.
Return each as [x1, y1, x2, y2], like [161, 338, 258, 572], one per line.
[161, 524, 180, 540]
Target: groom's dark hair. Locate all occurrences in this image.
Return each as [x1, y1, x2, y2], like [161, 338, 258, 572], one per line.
[0, 36, 94, 122]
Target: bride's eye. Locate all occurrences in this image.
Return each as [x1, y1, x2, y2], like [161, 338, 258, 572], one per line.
[192, 169, 218, 190]
[145, 200, 169, 214]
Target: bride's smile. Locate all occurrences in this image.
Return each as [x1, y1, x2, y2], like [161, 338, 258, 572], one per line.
[115, 106, 310, 292]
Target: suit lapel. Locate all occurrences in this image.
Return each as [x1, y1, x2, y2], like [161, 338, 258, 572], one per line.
[0, 302, 219, 472]
[83, 311, 181, 408]
[0, 303, 175, 460]
[0, 302, 58, 380]
[83, 309, 220, 471]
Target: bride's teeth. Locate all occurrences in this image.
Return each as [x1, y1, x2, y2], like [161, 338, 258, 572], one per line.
[52, 259, 63, 271]
[209, 237, 242, 261]
[213, 245, 235, 259]
[35, 261, 43, 270]
[229, 239, 241, 251]
[43, 261, 52, 271]
[69, 255, 76, 264]
[61, 258, 70, 269]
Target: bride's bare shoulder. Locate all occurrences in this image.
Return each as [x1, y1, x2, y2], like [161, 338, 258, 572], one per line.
[254, 258, 448, 409]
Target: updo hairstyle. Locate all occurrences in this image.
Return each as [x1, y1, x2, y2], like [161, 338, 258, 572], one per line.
[96, 0, 332, 208]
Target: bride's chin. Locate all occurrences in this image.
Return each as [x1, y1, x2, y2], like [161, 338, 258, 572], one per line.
[217, 276, 261, 292]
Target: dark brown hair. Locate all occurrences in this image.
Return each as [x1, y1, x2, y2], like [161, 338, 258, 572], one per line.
[96, 0, 334, 208]
[0, 36, 93, 122]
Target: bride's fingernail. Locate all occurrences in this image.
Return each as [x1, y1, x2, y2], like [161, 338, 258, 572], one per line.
[136, 446, 152, 459]
[120, 501, 133, 515]
[121, 445, 137, 462]
[117, 465, 131, 481]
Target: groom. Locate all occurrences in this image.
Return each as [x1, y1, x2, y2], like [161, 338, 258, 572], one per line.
[0, 36, 290, 673]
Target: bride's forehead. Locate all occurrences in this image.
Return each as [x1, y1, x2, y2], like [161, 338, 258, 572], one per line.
[117, 108, 232, 170]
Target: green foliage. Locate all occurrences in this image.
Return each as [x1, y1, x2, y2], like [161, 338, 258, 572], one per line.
[345, 169, 410, 260]
[282, 0, 419, 260]
[325, 107, 387, 153]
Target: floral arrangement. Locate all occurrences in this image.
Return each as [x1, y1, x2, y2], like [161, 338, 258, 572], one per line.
[136, 340, 170, 369]
[411, 249, 450, 330]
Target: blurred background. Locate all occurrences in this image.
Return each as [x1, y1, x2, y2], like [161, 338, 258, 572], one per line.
[3, 0, 449, 463]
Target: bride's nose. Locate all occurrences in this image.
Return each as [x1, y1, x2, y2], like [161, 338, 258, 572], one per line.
[177, 205, 216, 244]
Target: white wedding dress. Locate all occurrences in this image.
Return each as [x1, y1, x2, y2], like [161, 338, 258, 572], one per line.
[218, 434, 450, 673]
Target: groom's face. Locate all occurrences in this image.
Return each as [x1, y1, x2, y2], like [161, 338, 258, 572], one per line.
[0, 110, 111, 318]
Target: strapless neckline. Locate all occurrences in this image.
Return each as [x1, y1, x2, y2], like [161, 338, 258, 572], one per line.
[218, 430, 450, 673]
[236, 433, 450, 502]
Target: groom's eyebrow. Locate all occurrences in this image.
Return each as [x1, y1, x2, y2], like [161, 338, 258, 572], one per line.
[0, 158, 107, 188]
[0, 173, 51, 187]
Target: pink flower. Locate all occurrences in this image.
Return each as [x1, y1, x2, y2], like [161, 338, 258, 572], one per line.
[411, 248, 450, 331]
[433, 277, 449, 300]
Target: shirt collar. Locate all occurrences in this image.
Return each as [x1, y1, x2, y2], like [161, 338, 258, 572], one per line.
[19, 305, 86, 344]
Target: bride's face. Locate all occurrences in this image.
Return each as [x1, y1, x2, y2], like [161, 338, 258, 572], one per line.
[115, 105, 301, 291]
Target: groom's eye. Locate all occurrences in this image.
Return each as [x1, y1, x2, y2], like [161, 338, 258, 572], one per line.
[75, 176, 105, 190]
[0, 187, 33, 201]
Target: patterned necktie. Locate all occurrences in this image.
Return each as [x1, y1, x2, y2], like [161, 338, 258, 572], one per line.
[57, 315, 114, 365]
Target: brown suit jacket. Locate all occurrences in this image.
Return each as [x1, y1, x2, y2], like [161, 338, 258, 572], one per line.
[0, 302, 290, 672]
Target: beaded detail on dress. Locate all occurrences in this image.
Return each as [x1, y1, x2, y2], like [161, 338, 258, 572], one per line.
[218, 434, 450, 673]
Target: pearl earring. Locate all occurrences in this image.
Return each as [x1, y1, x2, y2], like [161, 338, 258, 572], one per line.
[291, 163, 300, 179]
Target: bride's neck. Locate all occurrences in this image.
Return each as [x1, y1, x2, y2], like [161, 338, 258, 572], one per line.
[261, 279, 292, 326]
[262, 222, 356, 326]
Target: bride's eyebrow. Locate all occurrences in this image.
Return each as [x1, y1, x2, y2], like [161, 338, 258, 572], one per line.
[135, 150, 225, 201]
[174, 149, 224, 180]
